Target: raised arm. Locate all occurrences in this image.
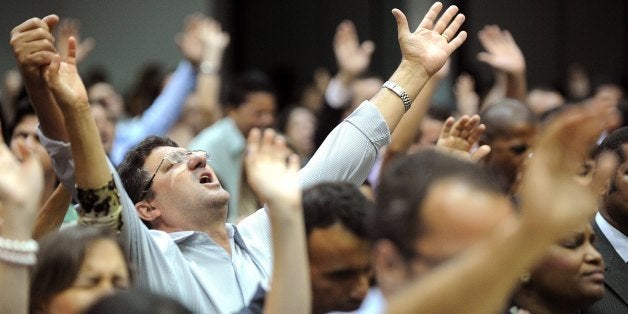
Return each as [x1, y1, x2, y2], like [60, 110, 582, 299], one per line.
[43, 38, 121, 229]
[387, 99, 616, 314]
[245, 129, 309, 314]
[477, 25, 527, 102]
[10, 15, 68, 142]
[193, 17, 230, 125]
[383, 60, 450, 166]
[55, 18, 95, 64]
[0, 125, 43, 314]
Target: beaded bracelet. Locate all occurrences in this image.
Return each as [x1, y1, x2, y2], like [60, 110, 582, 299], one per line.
[0, 249, 36, 266]
[0, 236, 38, 253]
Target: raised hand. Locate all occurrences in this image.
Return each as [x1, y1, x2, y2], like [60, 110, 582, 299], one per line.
[477, 25, 525, 75]
[334, 20, 375, 83]
[199, 17, 230, 66]
[436, 115, 490, 162]
[519, 99, 616, 240]
[43, 37, 89, 110]
[0, 121, 43, 238]
[245, 128, 301, 211]
[55, 18, 95, 64]
[10, 15, 59, 81]
[392, 2, 467, 76]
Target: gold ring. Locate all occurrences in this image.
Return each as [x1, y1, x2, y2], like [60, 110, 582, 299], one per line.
[441, 34, 450, 42]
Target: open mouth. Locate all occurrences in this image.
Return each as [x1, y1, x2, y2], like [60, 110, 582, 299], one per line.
[199, 172, 213, 184]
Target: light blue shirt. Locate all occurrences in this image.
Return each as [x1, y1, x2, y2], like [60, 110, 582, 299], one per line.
[110, 60, 196, 166]
[40, 100, 390, 313]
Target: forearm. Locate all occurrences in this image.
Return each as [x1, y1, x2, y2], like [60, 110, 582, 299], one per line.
[370, 61, 430, 133]
[0, 263, 28, 314]
[506, 71, 527, 102]
[62, 102, 111, 188]
[386, 219, 552, 314]
[481, 71, 507, 109]
[388, 76, 439, 156]
[22, 77, 68, 141]
[195, 70, 222, 125]
[264, 203, 310, 314]
[33, 184, 72, 240]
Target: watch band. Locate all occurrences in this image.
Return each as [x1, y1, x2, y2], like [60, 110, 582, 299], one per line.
[382, 81, 412, 111]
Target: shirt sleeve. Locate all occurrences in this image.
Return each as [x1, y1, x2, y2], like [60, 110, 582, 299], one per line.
[110, 60, 197, 165]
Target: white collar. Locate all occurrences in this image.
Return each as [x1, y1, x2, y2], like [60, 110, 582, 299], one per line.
[596, 212, 628, 262]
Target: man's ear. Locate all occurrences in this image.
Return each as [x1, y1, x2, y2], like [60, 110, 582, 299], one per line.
[135, 200, 161, 222]
[371, 239, 410, 296]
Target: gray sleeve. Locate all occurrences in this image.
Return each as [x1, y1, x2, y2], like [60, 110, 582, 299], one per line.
[299, 100, 390, 187]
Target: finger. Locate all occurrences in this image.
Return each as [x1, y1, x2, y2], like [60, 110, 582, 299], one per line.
[26, 51, 56, 67]
[288, 154, 301, 173]
[447, 30, 467, 52]
[261, 128, 277, 154]
[471, 145, 491, 162]
[461, 115, 480, 139]
[442, 13, 465, 44]
[467, 123, 486, 145]
[66, 36, 77, 65]
[439, 116, 455, 137]
[361, 40, 375, 55]
[391, 9, 411, 39]
[433, 5, 459, 34]
[418, 2, 443, 30]
[11, 17, 49, 36]
[246, 128, 262, 154]
[12, 27, 56, 45]
[451, 115, 469, 137]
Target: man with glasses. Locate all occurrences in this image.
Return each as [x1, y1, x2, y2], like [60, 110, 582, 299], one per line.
[16, 3, 468, 313]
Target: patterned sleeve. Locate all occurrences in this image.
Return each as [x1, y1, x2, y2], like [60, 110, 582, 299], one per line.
[76, 176, 123, 232]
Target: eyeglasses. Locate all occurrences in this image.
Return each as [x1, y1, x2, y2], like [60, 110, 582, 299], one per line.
[139, 150, 212, 200]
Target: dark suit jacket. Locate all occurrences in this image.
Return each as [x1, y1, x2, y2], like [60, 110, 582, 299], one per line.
[583, 221, 628, 314]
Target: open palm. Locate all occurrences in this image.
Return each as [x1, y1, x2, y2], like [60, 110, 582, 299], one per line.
[44, 37, 88, 110]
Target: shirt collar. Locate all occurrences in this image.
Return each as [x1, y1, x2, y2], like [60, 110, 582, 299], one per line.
[596, 212, 628, 262]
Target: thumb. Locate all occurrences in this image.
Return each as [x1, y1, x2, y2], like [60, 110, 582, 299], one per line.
[471, 145, 491, 162]
[391, 9, 410, 39]
[42, 14, 60, 33]
[44, 54, 62, 87]
[361, 40, 375, 56]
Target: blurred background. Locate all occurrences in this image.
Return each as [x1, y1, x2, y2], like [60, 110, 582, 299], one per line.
[1, 0, 625, 110]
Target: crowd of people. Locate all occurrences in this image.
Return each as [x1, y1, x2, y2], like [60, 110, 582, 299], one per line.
[0, 2, 627, 313]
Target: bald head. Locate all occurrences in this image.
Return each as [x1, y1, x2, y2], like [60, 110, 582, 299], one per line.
[481, 98, 537, 140]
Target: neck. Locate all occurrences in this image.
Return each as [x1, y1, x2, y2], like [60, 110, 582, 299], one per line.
[514, 288, 581, 314]
[599, 205, 628, 236]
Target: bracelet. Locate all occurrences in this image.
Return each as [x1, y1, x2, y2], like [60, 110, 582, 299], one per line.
[382, 81, 412, 111]
[0, 236, 38, 253]
[0, 247, 37, 266]
[199, 61, 219, 75]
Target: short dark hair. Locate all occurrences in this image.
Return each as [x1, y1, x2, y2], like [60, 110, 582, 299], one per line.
[117, 136, 179, 205]
[370, 149, 505, 260]
[303, 182, 371, 239]
[480, 98, 537, 141]
[30, 226, 130, 313]
[595, 126, 628, 164]
[224, 70, 275, 109]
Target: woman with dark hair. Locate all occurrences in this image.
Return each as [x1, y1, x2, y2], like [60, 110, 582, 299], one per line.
[30, 226, 131, 314]
[509, 223, 605, 314]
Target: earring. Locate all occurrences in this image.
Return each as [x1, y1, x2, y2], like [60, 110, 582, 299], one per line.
[520, 273, 530, 284]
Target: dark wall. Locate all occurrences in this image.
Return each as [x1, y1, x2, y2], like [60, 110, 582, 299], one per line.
[460, 0, 626, 96]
